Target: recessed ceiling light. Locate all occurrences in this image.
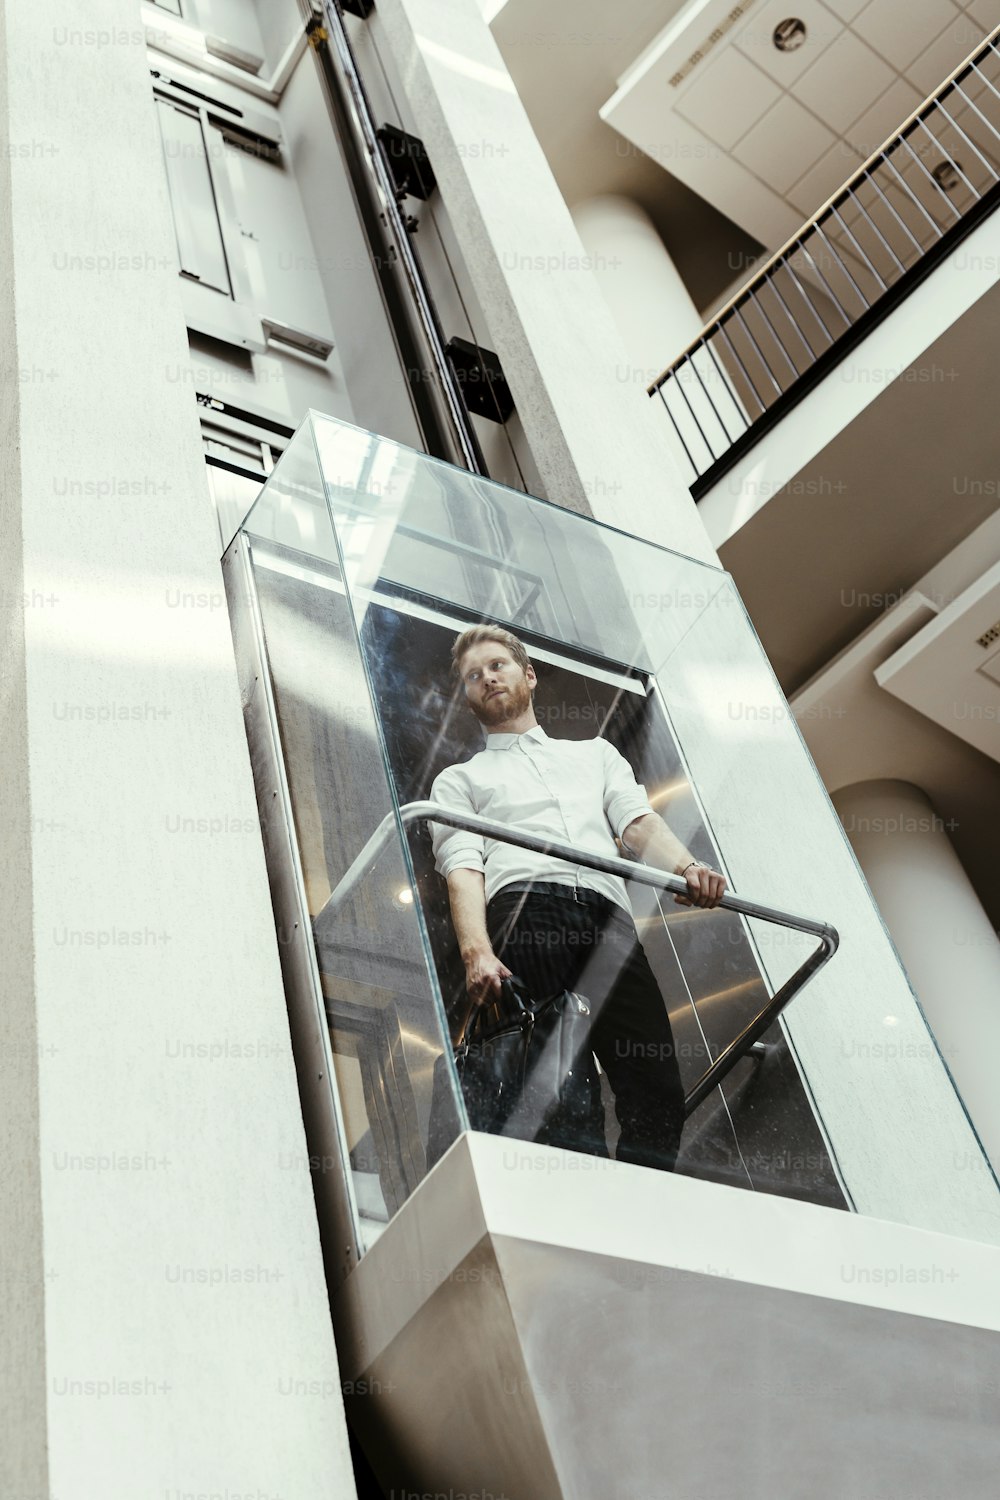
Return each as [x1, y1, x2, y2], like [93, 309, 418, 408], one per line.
[932, 160, 963, 193]
[774, 18, 807, 52]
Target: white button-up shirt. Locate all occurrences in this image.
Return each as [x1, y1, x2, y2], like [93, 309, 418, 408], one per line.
[428, 726, 653, 912]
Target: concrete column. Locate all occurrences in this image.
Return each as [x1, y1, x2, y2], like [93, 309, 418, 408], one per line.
[571, 194, 703, 376]
[369, 0, 718, 565]
[0, 4, 356, 1496]
[834, 780, 1000, 1174]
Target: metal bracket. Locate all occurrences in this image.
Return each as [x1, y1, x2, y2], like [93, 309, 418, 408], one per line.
[376, 123, 437, 201]
[445, 338, 515, 422]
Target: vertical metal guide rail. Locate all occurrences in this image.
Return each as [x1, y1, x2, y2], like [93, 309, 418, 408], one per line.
[304, 0, 485, 473]
[650, 25, 1000, 494]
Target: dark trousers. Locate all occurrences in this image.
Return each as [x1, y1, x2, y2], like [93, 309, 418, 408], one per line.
[486, 884, 685, 1171]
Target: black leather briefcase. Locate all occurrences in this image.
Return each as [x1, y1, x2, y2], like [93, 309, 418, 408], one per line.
[455, 976, 608, 1154]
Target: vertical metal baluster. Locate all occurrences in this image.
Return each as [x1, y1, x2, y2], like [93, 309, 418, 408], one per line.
[732, 303, 784, 397]
[970, 58, 1000, 110]
[894, 131, 961, 223]
[914, 114, 982, 201]
[688, 340, 735, 444]
[703, 336, 752, 433]
[798, 236, 853, 326]
[814, 220, 870, 309]
[746, 289, 801, 381]
[934, 93, 998, 184]
[766, 262, 820, 361]
[830, 204, 888, 291]
[864, 165, 925, 259]
[672, 358, 718, 466]
[657, 383, 699, 481]
[783, 255, 836, 343]
[841, 189, 905, 277]
[951, 79, 1000, 172]
[716, 317, 768, 414]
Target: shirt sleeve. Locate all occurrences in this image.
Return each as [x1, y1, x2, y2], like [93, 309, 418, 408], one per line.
[599, 738, 654, 840]
[428, 765, 486, 879]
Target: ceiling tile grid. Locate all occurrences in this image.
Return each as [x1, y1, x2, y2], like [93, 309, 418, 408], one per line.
[787, 140, 866, 213]
[602, 0, 1000, 250]
[734, 94, 839, 192]
[966, 1, 1000, 31]
[847, 75, 925, 154]
[791, 29, 897, 134]
[907, 14, 992, 93]
[853, 0, 962, 73]
[675, 46, 783, 150]
[733, 0, 845, 86]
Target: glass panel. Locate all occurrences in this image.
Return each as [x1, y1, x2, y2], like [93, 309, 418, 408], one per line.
[237, 412, 998, 1251]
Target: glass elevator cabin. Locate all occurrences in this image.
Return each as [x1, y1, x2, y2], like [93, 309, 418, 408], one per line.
[222, 413, 1000, 1500]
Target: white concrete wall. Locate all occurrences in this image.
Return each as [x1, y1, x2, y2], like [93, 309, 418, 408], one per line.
[0, 4, 357, 1495]
[0, 11, 48, 1488]
[699, 210, 1000, 547]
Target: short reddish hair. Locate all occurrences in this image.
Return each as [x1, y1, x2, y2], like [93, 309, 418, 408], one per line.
[450, 624, 530, 679]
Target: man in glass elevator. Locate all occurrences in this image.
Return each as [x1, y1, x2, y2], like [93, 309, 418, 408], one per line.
[429, 624, 726, 1170]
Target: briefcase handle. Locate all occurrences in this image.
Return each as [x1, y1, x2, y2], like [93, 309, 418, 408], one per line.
[456, 974, 531, 1053]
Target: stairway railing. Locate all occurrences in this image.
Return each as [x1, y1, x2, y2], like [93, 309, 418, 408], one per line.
[649, 26, 1000, 497]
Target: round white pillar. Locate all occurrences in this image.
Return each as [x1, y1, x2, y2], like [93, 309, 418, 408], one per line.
[833, 779, 1000, 1174]
[570, 194, 704, 378]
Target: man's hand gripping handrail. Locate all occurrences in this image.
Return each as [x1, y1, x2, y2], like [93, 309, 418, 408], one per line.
[317, 802, 840, 1117]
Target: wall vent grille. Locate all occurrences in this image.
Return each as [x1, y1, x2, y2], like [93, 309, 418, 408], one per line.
[976, 621, 1000, 649]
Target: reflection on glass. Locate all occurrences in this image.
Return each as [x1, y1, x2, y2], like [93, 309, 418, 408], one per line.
[234, 412, 993, 1254]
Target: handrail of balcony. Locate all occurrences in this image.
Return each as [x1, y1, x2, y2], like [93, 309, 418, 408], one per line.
[317, 800, 840, 1119]
[649, 24, 1000, 496]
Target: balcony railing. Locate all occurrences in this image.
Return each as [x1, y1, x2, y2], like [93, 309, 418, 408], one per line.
[649, 26, 1000, 497]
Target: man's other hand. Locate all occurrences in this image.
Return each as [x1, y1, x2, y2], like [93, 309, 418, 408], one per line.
[465, 947, 513, 1005]
[675, 863, 727, 909]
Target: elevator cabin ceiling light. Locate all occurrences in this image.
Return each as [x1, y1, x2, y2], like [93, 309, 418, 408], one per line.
[773, 18, 807, 52]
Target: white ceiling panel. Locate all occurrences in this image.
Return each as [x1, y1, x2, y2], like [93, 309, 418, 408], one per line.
[733, 0, 844, 88]
[875, 562, 1000, 765]
[787, 139, 865, 214]
[733, 94, 838, 192]
[906, 14, 990, 93]
[674, 47, 782, 150]
[979, 646, 1000, 685]
[848, 75, 923, 153]
[792, 29, 897, 132]
[964, 1, 1000, 33]
[853, 0, 961, 72]
[823, 0, 871, 20]
[598, 0, 992, 256]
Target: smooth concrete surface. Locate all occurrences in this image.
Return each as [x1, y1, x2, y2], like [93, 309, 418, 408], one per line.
[699, 209, 1000, 548]
[0, 7, 48, 1491]
[371, 0, 719, 566]
[0, 4, 356, 1495]
[339, 1133, 1000, 1500]
[570, 193, 703, 373]
[833, 779, 1000, 1175]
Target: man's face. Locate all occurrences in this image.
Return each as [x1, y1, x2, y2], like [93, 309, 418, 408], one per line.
[458, 640, 536, 727]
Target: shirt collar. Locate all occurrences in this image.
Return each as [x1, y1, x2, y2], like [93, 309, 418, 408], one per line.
[484, 724, 548, 752]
